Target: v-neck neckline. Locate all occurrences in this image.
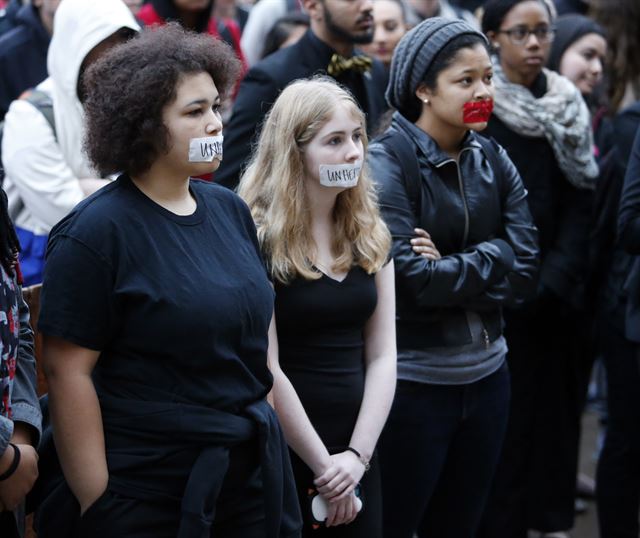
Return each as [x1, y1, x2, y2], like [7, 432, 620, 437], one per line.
[314, 266, 355, 284]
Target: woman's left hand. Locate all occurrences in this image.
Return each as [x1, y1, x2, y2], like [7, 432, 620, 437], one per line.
[411, 228, 441, 260]
[325, 492, 359, 527]
[313, 450, 365, 501]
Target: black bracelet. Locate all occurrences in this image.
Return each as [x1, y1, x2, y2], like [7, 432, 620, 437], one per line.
[0, 443, 21, 481]
[345, 446, 370, 472]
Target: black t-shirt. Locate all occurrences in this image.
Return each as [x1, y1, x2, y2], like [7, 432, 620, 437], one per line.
[39, 175, 274, 413]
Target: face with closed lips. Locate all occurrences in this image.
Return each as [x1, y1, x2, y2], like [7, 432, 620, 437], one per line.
[488, 0, 552, 87]
[559, 32, 607, 96]
[309, 0, 376, 45]
[362, 0, 406, 67]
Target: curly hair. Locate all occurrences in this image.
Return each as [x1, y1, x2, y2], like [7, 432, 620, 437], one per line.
[238, 77, 391, 284]
[0, 188, 20, 279]
[83, 23, 241, 176]
[590, 0, 640, 112]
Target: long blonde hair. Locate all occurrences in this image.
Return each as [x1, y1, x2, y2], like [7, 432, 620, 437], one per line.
[238, 77, 391, 284]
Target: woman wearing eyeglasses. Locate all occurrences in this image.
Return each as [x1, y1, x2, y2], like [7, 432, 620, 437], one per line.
[477, 2, 598, 538]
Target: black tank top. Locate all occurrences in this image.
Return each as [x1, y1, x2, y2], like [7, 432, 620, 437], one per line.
[274, 265, 377, 447]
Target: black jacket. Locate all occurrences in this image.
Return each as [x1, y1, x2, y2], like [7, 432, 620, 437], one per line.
[0, 4, 50, 120]
[369, 113, 539, 351]
[485, 73, 593, 308]
[215, 29, 388, 190]
[617, 103, 640, 342]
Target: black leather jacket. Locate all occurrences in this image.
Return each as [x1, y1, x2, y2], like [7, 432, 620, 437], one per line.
[369, 112, 539, 351]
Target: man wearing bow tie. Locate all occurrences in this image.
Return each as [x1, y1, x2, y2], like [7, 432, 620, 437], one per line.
[215, 0, 388, 190]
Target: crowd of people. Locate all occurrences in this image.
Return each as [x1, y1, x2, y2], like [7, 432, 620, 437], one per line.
[0, 0, 639, 537]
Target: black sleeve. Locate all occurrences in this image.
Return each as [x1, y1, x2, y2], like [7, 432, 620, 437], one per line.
[463, 145, 540, 309]
[369, 142, 520, 310]
[39, 235, 118, 351]
[215, 66, 281, 190]
[618, 127, 640, 254]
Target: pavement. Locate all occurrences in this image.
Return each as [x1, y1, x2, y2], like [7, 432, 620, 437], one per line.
[571, 410, 601, 538]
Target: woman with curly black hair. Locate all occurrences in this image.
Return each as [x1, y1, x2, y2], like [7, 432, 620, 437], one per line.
[34, 23, 301, 538]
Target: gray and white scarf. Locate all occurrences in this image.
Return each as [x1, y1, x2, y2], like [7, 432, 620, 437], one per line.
[491, 57, 598, 190]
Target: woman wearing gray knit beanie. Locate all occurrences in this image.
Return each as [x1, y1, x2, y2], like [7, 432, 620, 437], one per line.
[368, 16, 539, 538]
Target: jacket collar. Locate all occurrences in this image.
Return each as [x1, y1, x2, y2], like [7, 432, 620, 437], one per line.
[304, 29, 377, 72]
[304, 29, 338, 63]
[391, 111, 482, 167]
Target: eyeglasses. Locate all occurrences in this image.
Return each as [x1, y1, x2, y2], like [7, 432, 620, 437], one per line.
[497, 25, 555, 45]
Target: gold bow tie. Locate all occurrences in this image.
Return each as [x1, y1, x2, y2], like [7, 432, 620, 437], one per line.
[327, 53, 373, 77]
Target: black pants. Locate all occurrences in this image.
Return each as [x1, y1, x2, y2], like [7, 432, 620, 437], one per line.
[379, 363, 510, 538]
[479, 296, 592, 537]
[0, 510, 19, 538]
[597, 317, 640, 538]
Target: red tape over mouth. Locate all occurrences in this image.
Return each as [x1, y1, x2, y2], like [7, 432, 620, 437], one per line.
[462, 100, 494, 123]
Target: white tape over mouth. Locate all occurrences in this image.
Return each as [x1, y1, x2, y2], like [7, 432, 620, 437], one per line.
[189, 135, 224, 162]
[318, 160, 362, 188]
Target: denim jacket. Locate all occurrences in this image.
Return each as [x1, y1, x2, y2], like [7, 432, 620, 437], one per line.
[0, 265, 41, 538]
[0, 266, 42, 460]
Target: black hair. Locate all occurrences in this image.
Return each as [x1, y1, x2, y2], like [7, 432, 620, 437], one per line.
[150, 0, 213, 33]
[421, 33, 490, 91]
[261, 11, 310, 59]
[83, 23, 241, 177]
[0, 188, 20, 279]
[481, 0, 553, 34]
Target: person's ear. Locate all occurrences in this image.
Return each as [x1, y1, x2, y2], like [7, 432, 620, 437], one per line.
[486, 30, 500, 51]
[301, 0, 323, 22]
[415, 83, 433, 104]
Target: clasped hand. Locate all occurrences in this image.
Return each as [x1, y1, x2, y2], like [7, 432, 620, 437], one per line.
[313, 450, 365, 501]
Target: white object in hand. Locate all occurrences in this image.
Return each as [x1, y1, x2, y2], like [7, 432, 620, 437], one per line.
[311, 493, 363, 522]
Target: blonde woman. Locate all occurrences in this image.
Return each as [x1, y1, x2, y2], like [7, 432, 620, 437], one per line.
[239, 78, 396, 537]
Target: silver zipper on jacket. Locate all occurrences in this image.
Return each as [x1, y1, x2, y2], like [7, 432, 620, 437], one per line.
[455, 148, 473, 250]
[441, 148, 491, 350]
[435, 147, 472, 250]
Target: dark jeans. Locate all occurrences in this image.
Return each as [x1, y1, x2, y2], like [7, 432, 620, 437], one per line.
[378, 363, 510, 538]
[597, 318, 640, 538]
[479, 296, 591, 537]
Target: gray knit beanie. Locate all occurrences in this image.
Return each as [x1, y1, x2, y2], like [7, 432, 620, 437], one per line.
[386, 17, 488, 120]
